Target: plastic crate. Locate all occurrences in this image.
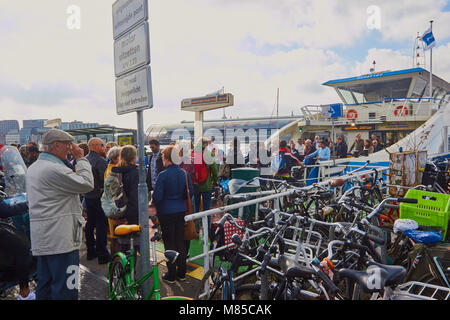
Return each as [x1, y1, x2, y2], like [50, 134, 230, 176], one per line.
[399, 189, 450, 239]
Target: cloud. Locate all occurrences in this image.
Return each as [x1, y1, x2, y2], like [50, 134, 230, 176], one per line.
[0, 79, 94, 106]
[0, 0, 449, 132]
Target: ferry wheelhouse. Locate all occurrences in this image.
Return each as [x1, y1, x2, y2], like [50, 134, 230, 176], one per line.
[270, 67, 450, 152]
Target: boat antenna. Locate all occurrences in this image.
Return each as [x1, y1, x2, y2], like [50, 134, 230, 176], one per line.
[276, 88, 279, 130]
[370, 60, 376, 73]
[413, 32, 426, 68]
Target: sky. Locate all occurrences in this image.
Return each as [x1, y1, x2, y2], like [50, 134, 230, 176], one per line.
[0, 0, 449, 133]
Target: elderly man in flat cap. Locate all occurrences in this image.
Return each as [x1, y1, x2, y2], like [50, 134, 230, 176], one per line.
[26, 129, 94, 300]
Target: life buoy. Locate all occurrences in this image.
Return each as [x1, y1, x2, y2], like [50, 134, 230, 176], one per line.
[346, 109, 358, 120]
[394, 105, 408, 116]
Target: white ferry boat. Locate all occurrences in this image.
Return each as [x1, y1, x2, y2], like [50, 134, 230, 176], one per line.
[266, 67, 450, 184]
[268, 67, 449, 156]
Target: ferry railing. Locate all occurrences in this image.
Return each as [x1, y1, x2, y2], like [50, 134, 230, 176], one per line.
[290, 163, 389, 187]
[186, 164, 390, 296]
[301, 97, 447, 122]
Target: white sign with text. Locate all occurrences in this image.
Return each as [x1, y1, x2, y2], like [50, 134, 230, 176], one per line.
[112, 0, 148, 39]
[114, 22, 150, 77]
[115, 66, 153, 115]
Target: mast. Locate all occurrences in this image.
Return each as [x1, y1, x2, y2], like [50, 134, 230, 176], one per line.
[429, 20, 433, 98]
[276, 88, 279, 130]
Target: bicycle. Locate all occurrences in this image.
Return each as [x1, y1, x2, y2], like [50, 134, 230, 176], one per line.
[331, 242, 450, 300]
[107, 224, 192, 300]
[195, 213, 271, 300]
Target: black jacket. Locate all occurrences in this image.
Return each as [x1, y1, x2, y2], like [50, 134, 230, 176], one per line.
[84, 151, 107, 199]
[112, 165, 139, 225]
[335, 141, 348, 159]
[146, 152, 164, 191]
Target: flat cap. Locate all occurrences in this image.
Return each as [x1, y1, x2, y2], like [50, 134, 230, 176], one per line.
[41, 129, 74, 145]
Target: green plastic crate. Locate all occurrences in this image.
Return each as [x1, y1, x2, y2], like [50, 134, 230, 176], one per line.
[399, 189, 450, 239]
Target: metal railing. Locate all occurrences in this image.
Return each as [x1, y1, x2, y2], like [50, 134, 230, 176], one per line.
[184, 164, 391, 292]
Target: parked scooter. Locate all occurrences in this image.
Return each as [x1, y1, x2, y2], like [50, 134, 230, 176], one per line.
[0, 145, 37, 296]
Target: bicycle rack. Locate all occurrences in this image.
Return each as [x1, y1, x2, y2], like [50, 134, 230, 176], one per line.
[392, 281, 450, 300]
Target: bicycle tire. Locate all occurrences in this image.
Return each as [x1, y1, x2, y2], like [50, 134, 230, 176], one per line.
[108, 256, 130, 300]
[234, 283, 261, 300]
[194, 267, 224, 300]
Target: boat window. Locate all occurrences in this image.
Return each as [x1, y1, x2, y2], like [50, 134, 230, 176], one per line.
[337, 88, 356, 104]
[411, 77, 428, 99]
[337, 78, 412, 103]
[353, 91, 367, 104]
[434, 87, 446, 100]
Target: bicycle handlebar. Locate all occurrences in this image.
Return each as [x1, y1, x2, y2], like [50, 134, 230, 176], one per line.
[366, 233, 385, 245]
[396, 198, 418, 204]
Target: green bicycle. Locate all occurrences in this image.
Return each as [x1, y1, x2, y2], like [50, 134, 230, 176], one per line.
[107, 224, 192, 300]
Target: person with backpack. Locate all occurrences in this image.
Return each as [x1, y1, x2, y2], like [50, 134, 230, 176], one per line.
[272, 140, 303, 179]
[110, 146, 139, 225]
[101, 146, 122, 256]
[193, 138, 218, 227]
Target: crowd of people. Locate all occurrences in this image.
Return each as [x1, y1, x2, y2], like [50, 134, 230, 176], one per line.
[0, 129, 393, 300]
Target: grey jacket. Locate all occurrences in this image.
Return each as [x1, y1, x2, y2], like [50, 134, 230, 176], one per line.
[26, 153, 94, 256]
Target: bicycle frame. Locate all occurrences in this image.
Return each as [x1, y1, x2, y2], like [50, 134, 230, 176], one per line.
[406, 243, 450, 287]
[108, 237, 172, 300]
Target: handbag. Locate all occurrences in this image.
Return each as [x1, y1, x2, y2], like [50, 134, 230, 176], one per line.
[183, 170, 198, 240]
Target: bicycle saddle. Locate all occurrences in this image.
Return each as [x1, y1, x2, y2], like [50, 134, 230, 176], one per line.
[285, 266, 316, 281]
[367, 261, 406, 287]
[337, 267, 389, 294]
[164, 250, 179, 264]
[114, 224, 140, 236]
[329, 178, 345, 187]
[269, 255, 301, 273]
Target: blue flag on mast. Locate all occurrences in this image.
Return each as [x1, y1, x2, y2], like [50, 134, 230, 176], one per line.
[420, 27, 436, 50]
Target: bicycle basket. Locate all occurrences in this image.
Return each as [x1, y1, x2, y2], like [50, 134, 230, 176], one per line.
[400, 189, 450, 240]
[212, 218, 245, 251]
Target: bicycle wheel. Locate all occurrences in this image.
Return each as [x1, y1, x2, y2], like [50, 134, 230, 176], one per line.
[235, 283, 261, 300]
[108, 256, 131, 300]
[194, 267, 224, 300]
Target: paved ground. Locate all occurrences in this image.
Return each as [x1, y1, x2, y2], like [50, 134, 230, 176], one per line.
[78, 240, 202, 300]
[1, 241, 202, 301]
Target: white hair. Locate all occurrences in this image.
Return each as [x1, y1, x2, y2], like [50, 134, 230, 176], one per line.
[40, 142, 56, 153]
[107, 146, 121, 161]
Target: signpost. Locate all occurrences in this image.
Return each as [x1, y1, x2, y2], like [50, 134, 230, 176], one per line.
[112, 0, 148, 39]
[114, 22, 151, 77]
[322, 103, 343, 164]
[181, 93, 234, 146]
[112, 0, 151, 296]
[115, 66, 153, 115]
